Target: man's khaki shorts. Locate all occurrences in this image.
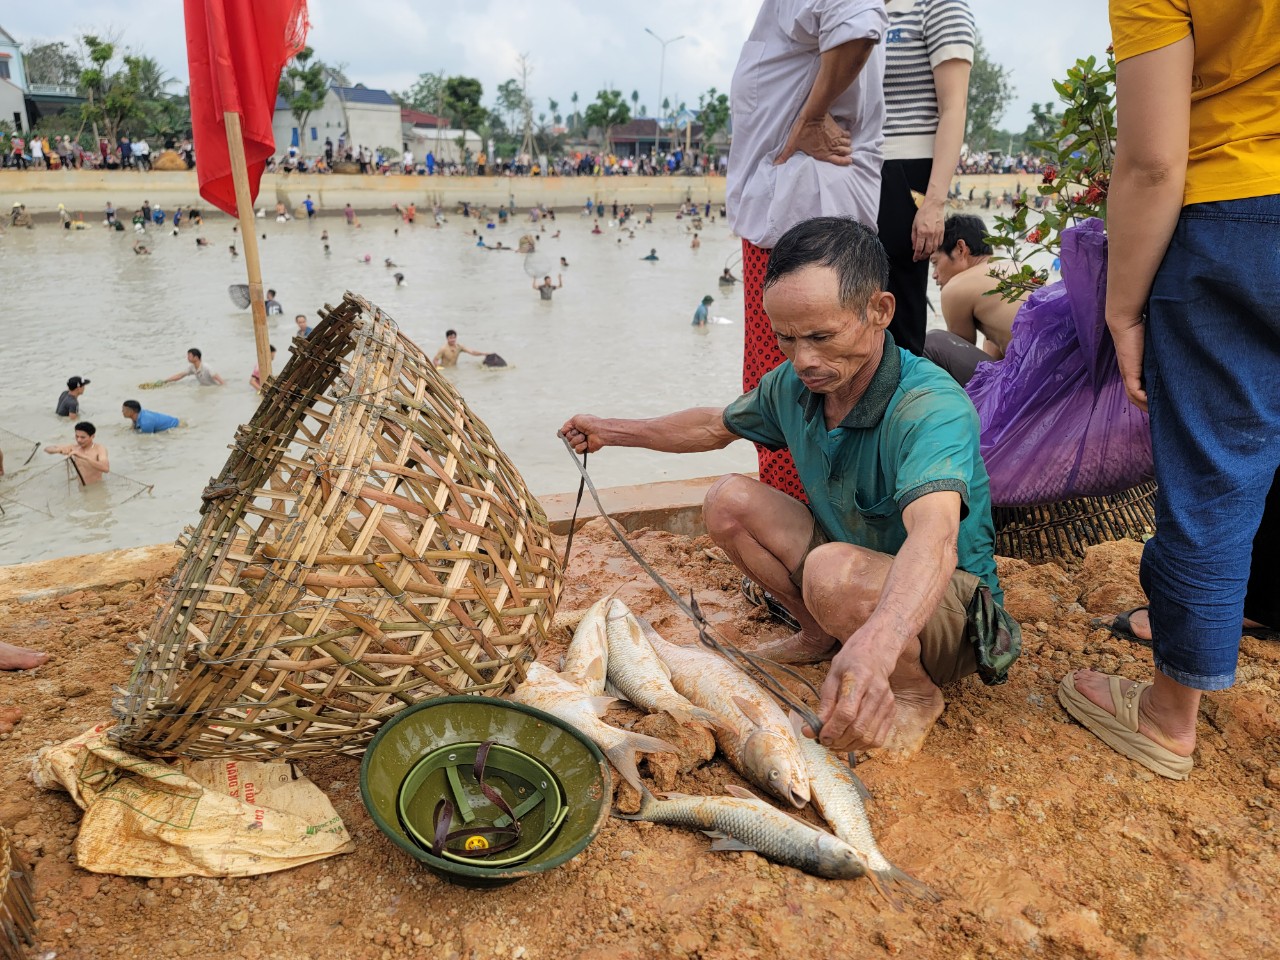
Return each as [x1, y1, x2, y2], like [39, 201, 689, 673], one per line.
[789, 524, 981, 687]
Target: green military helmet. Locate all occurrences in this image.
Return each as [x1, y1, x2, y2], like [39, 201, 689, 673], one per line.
[360, 696, 611, 887]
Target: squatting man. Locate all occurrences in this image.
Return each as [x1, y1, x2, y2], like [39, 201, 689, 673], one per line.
[561, 217, 1019, 757]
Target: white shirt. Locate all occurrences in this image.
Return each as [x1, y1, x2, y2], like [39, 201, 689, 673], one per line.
[134, 140, 151, 156]
[727, 0, 888, 249]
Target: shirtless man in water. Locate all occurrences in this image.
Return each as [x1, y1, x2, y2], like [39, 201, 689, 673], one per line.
[433, 329, 489, 367]
[44, 421, 110, 484]
[561, 217, 1019, 759]
[922, 215, 1026, 386]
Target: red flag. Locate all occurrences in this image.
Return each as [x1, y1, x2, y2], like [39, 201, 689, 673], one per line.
[184, 0, 308, 217]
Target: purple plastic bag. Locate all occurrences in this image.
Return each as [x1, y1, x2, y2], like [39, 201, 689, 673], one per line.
[965, 218, 1153, 506]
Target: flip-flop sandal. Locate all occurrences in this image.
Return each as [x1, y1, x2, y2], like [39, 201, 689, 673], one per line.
[1057, 670, 1192, 780]
[1242, 625, 1280, 643]
[1089, 606, 1151, 647]
[740, 577, 801, 632]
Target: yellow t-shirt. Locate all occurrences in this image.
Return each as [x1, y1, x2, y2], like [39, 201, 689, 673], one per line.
[1110, 0, 1280, 205]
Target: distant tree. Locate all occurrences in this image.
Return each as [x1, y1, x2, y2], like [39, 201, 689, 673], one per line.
[630, 89, 639, 115]
[641, 105, 648, 118]
[1023, 101, 1062, 149]
[548, 97, 561, 127]
[965, 33, 1014, 150]
[662, 96, 670, 116]
[583, 88, 630, 152]
[697, 87, 730, 154]
[22, 40, 82, 88]
[394, 71, 447, 115]
[445, 76, 487, 133]
[495, 78, 529, 133]
[570, 91, 579, 132]
[319, 61, 351, 87]
[277, 47, 327, 155]
[77, 36, 145, 146]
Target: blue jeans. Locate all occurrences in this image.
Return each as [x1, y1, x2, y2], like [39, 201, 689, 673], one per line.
[1141, 194, 1280, 690]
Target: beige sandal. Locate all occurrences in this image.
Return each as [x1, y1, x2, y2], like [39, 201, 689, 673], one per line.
[1057, 671, 1193, 781]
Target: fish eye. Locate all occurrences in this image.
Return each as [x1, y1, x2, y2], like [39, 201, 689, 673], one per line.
[768, 770, 779, 781]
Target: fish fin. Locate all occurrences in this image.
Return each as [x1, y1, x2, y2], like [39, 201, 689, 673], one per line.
[584, 655, 606, 690]
[604, 681, 632, 704]
[662, 702, 721, 731]
[627, 614, 672, 676]
[708, 838, 756, 853]
[866, 864, 940, 910]
[732, 695, 772, 730]
[788, 709, 820, 741]
[846, 764, 873, 802]
[701, 830, 728, 840]
[721, 784, 760, 801]
[602, 732, 678, 796]
[588, 696, 619, 715]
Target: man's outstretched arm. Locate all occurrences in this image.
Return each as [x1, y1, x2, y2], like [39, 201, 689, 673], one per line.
[560, 408, 737, 455]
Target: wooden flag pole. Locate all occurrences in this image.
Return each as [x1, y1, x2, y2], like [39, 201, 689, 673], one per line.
[223, 110, 273, 386]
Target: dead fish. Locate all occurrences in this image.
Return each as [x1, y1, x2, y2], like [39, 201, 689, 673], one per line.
[640, 617, 810, 808]
[604, 601, 719, 729]
[616, 785, 865, 880]
[789, 712, 939, 906]
[509, 661, 676, 795]
[560, 597, 611, 695]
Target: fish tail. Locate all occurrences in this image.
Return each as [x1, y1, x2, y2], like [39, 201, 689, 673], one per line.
[603, 732, 678, 796]
[868, 864, 940, 909]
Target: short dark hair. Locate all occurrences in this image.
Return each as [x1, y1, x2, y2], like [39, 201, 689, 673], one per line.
[446, 329, 457, 337]
[939, 214, 993, 257]
[75, 421, 96, 435]
[268, 289, 277, 297]
[764, 217, 889, 311]
[188, 347, 202, 359]
[296, 314, 307, 322]
[123, 400, 141, 413]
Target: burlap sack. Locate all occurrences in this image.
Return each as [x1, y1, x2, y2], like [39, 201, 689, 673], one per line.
[32, 723, 355, 877]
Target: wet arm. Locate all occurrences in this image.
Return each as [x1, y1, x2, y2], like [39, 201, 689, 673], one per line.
[562, 408, 738, 454]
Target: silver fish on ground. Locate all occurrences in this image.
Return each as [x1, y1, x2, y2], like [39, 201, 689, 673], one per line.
[560, 596, 612, 695]
[604, 600, 720, 729]
[789, 712, 940, 906]
[616, 785, 865, 880]
[639, 616, 810, 808]
[509, 661, 677, 795]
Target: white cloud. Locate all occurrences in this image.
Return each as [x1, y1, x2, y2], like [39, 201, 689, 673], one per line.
[5, 0, 1110, 128]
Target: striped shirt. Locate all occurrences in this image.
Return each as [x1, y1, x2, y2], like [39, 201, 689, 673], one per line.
[883, 0, 975, 160]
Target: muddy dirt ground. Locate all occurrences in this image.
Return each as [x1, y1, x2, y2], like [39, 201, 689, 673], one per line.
[1, 524, 1278, 960]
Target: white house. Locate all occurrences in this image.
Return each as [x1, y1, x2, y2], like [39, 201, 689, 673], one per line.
[0, 24, 28, 132]
[273, 84, 401, 160]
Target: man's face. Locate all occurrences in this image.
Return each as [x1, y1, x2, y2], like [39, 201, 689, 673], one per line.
[186, 351, 198, 365]
[446, 334, 457, 345]
[929, 247, 966, 288]
[74, 430, 92, 448]
[295, 316, 307, 331]
[764, 266, 890, 397]
[121, 405, 135, 421]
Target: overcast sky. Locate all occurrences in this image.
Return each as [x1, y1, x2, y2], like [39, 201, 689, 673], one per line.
[5, 1, 1111, 131]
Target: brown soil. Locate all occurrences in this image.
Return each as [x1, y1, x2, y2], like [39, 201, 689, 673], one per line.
[2, 525, 1278, 960]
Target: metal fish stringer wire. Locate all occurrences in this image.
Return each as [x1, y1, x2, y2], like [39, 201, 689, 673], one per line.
[558, 436, 824, 736]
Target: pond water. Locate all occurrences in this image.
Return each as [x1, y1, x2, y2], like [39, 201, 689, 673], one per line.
[0, 206, 804, 564]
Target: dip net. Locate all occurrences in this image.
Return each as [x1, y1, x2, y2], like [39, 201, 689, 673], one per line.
[112, 292, 561, 760]
[0, 428, 152, 518]
[0, 828, 36, 960]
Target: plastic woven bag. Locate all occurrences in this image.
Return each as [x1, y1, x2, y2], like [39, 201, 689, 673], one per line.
[965, 218, 1153, 506]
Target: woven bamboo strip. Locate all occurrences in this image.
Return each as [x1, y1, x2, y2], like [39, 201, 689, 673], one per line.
[113, 293, 560, 759]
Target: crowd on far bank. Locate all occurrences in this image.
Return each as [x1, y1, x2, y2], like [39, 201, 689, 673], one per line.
[3, 132, 195, 171]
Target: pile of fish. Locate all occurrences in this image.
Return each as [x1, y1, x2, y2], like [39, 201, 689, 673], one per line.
[509, 598, 938, 902]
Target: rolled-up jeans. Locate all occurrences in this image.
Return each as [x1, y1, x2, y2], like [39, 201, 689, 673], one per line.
[1142, 193, 1280, 690]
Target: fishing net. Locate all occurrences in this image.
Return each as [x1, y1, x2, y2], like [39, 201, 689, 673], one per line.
[0, 457, 152, 518]
[522, 252, 554, 279]
[112, 292, 561, 761]
[0, 828, 36, 960]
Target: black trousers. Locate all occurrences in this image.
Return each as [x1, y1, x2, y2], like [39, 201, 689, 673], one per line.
[1245, 467, 1280, 629]
[877, 157, 934, 356]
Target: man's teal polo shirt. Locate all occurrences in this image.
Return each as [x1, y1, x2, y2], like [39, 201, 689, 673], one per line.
[723, 332, 1002, 604]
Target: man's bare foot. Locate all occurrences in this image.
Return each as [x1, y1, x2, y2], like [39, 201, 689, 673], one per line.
[0, 640, 50, 671]
[867, 683, 945, 762]
[748, 629, 838, 665]
[1069, 669, 1196, 758]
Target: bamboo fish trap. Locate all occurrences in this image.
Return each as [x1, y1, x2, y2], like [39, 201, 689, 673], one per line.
[112, 293, 561, 760]
[1, 828, 35, 960]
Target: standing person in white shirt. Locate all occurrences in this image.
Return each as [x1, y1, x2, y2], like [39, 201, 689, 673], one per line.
[876, 0, 975, 356]
[726, 0, 888, 504]
[134, 137, 151, 171]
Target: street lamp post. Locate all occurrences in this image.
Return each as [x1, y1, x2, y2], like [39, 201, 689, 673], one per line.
[645, 27, 685, 164]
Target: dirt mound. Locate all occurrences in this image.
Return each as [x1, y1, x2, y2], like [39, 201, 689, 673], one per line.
[1, 526, 1277, 959]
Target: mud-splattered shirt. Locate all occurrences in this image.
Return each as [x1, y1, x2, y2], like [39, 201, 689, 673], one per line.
[723, 330, 1001, 602]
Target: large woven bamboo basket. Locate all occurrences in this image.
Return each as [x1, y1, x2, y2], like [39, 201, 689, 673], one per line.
[993, 481, 1157, 565]
[112, 292, 561, 760]
[1, 828, 36, 960]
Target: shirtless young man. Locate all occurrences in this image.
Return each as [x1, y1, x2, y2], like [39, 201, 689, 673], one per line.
[433, 330, 489, 367]
[923, 214, 1026, 386]
[45, 421, 110, 484]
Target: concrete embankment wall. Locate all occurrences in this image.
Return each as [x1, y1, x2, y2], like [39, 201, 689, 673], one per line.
[2, 170, 727, 219]
[2, 169, 1038, 220]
